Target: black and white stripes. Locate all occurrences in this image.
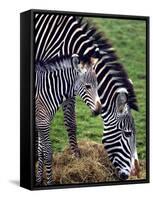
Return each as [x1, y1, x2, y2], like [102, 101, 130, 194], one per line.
[34, 14, 98, 63]
[34, 12, 139, 182]
[93, 54, 138, 179]
[35, 56, 101, 185]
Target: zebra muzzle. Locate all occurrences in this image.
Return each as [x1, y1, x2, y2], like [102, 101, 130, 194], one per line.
[92, 101, 102, 116]
[131, 159, 140, 178]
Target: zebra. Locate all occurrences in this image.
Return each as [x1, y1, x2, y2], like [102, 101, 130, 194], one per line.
[34, 13, 139, 180]
[35, 55, 102, 185]
[93, 58, 139, 179]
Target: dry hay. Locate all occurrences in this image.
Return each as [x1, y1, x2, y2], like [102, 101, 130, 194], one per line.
[39, 140, 146, 184]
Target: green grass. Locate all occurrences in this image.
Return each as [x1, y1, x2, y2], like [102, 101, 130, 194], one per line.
[50, 18, 146, 160]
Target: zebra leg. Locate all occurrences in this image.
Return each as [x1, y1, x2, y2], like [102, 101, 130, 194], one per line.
[62, 97, 81, 158]
[35, 129, 38, 163]
[42, 133, 53, 185]
[35, 106, 53, 185]
[35, 133, 43, 185]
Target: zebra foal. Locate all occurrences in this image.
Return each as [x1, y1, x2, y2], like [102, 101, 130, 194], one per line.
[35, 55, 101, 185]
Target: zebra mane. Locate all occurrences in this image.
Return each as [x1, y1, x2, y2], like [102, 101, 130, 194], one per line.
[76, 17, 139, 111]
[35, 56, 75, 72]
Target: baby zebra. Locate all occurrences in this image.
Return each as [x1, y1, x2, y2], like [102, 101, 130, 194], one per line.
[35, 55, 101, 185]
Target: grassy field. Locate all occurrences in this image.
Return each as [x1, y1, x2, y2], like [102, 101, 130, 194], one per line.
[50, 17, 146, 160]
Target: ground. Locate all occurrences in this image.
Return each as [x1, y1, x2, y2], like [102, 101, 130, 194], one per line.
[50, 17, 146, 163]
[40, 141, 146, 184]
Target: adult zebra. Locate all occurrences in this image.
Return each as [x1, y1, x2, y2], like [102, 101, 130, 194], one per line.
[35, 55, 101, 185]
[34, 13, 139, 180]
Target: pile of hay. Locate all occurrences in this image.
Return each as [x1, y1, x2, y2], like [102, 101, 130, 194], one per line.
[50, 140, 146, 184]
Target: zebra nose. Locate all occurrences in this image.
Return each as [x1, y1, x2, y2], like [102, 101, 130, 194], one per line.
[92, 102, 102, 116]
[96, 101, 102, 113]
[119, 172, 129, 180]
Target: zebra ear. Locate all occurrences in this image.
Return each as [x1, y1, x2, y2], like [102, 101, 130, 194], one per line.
[90, 57, 99, 64]
[90, 57, 99, 70]
[116, 92, 128, 113]
[71, 54, 87, 74]
[72, 54, 80, 67]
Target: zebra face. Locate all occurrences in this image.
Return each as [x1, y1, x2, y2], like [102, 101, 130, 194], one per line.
[102, 90, 139, 180]
[72, 55, 102, 115]
[78, 67, 102, 115]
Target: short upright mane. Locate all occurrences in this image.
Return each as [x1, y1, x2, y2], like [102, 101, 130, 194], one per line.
[35, 56, 74, 73]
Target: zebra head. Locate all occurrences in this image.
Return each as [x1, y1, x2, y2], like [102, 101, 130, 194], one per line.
[102, 87, 139, 180]
[72, 55, 102, 116]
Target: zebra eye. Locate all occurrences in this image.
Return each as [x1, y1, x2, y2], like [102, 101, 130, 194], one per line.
[124, 131, 132, 137]
[85, 84, 91, 90]
[118, 105, 124, 113]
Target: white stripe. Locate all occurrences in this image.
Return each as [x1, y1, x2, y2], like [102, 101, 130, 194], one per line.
[77, 39, 90, 54]
[35, 14, 48, 42]
[35, 14, 39, 19]
[83, 46, 95, 55]
[48, 72, 57, 114]
[35, 14, 44, 29]
[116, 87, 128, 94]
[67, 26, 81, 54]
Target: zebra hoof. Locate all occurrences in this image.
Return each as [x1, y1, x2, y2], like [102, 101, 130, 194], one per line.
[74, 149, 81, 158]
[45, 181, 54, 186]
[43, 179, 54, 186]
[35, 181, 43, 187]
